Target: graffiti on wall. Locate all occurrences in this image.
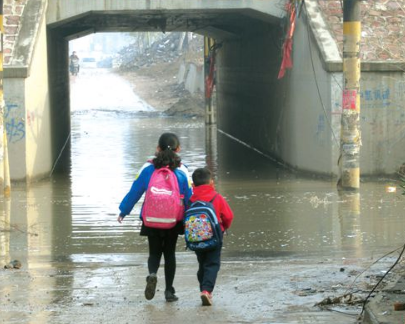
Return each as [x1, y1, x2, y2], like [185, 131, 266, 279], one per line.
[360, 82, 405, 144]
[314, 114, 326, 146]
[331, 81, 405, 140]
[5, 103, 25, 143]
[360, 87, 391, 108]
[360, 81, 405, 110]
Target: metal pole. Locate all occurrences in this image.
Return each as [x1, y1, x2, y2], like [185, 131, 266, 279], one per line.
[339, 0, 361, 190]
[204, 37, 216, 125]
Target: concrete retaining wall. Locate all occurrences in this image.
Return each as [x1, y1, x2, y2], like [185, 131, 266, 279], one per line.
[215, 11, 341, 176]
[216, 9, 405, 176]
[360, 72, 405, 175]
[278, 12, 339, 175]
[177, 62, 204, 94]
[4, 0, 52, 182]
[216, 23, 285, 166]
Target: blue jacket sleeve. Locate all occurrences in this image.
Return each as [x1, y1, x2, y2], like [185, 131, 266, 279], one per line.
[175, 169, 192, 208]
[119, 165, 152, 218]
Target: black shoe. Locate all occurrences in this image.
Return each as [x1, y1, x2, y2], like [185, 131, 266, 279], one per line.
[145, 273, 157, 300]
[165, 287, 179, 302]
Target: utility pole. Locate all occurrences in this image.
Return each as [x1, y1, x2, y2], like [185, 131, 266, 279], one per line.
[339, 0, 361, 191]
[204, 36, 216, 125]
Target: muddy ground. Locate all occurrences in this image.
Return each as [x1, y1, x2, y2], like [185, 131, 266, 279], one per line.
[1, 252, 401, 324]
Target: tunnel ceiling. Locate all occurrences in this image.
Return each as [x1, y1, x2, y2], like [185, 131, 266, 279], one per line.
[48, 10, 280, 40]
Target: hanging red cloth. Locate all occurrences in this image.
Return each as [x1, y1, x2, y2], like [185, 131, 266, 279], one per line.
[278, 2, 297, 79]
[205, 51, 215, 99]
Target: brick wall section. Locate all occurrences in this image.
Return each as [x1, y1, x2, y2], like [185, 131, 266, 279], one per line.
[318, 0, 405, 61]
[3, 0, 28, 65]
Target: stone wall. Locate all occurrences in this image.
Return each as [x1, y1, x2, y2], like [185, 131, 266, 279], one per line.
[3, 0, 29, 65]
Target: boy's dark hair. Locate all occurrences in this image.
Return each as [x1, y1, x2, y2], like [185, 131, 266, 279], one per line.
[192, 168, 212, 187]
[153, 133, 181, 171]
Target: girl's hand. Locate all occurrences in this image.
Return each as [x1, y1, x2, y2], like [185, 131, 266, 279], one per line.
[117, 215, 124, 223]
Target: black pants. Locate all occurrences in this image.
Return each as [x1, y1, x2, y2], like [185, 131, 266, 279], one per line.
[147, 234, 178, 290]
[195, 245, 222, 293]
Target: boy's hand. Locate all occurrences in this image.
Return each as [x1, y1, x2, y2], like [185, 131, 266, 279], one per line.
[117, 215, 124, 223]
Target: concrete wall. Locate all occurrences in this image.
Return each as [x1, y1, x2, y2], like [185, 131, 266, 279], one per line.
[289, 9, 405, 176]
[216, 19, 338, 175]
[24, 16, 53, 181]
[216, 23, 284, 161]
[216, 8, 405, 177]
[278, 12, 340, 176]
[4, 0, 52, 182]
[360, 73, 405, 175]
[46, 28, 71, 175]
[4, 79, 26, 180]
[178, 62, 204, 94]
[46, 0, 285, 26]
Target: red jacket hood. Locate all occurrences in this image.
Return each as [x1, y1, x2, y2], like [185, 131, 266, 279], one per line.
[190, 184, 217, 202]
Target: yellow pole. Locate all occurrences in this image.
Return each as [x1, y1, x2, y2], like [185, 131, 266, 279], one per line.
[339, 0, 361, 190]
[204, 36, 210, 124]
[204, 37, 216, 125]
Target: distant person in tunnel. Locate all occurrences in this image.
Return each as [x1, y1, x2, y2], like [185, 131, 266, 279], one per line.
[188, 167, 234, 306]
[117, 133, 192, 302]
[69, 51, 80, 76]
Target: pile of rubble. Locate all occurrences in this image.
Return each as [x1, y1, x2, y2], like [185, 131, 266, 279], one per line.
[117, 32, 204, 71]
[116, 32, 206, 118]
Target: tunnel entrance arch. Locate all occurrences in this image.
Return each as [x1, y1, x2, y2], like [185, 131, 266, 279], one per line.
[46, 3, 284, 174]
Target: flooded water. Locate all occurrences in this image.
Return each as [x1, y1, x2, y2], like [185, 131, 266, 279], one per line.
[1, 69, 405, 323]
[1, 69, 405, 262]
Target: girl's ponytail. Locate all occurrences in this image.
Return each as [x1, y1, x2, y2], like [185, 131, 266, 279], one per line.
[153, 133, 181, 170]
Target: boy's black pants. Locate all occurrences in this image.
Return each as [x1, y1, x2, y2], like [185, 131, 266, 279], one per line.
[195, 244, 222, 293]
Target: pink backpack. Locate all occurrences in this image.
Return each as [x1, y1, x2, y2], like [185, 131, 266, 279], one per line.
[142, 166, 184, 229]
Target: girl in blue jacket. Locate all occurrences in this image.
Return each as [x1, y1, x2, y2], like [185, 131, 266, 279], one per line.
[118, 133, 192, 302]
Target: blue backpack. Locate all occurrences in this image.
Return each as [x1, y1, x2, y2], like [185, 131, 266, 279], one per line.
[184, 195, 222, 252]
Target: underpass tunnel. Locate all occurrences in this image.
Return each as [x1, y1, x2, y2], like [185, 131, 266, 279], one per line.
[46, 10, 284, 174]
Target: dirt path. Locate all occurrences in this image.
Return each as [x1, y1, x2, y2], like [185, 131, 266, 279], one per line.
[117, 59, 205, 117]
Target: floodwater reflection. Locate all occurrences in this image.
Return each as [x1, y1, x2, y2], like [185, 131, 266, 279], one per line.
[1, 68, 405, 267]
[1, 112, 405, 265]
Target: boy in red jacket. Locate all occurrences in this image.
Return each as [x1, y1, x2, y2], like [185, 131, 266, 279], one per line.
[189, 167, 234, 306]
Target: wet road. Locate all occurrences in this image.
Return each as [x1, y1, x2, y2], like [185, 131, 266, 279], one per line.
[1, 69, 405, 323]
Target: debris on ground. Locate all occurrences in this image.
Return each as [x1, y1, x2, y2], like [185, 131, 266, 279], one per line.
[393, 301, 405, 311]
[4, 260, 22, 269]
[117, 32, 203, 71]
[315, 293, 364, 307]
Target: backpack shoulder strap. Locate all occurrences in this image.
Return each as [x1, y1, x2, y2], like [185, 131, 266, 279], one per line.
[209, 194, 219, 204]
